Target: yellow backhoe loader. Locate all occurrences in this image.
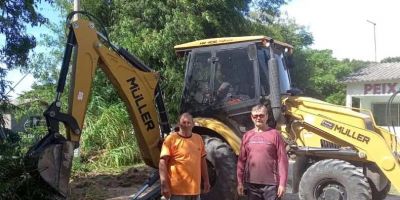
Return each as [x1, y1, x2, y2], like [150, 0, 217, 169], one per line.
[25, 11, 400, 200]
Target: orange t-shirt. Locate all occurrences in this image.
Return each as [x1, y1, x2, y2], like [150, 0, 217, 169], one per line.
[160, 132, 206, 195]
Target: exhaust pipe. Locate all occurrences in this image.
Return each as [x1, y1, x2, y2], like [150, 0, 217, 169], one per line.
[268, 40, 282, 121]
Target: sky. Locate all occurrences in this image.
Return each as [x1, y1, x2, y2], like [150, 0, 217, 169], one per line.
[281, 0, 400, 61]
[6, 0, 400, 99]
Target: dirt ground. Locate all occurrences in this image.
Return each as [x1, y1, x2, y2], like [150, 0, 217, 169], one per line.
[68, 166, 153, 200]
[68, 165, 400, 200]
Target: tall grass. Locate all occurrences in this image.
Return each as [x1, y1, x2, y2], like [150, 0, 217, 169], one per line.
[80, 101, 142, 169]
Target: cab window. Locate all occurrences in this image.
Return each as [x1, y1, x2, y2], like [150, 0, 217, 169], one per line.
[214, 47, 255, 105]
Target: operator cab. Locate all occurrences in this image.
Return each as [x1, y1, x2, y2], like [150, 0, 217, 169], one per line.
[175, 36, 293, 130]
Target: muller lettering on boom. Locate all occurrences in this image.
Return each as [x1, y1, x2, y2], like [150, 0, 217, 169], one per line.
[127, 77, 155, 131]
[321, 120, 370, 144]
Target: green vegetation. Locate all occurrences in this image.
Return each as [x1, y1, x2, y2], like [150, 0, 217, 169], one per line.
[82, 101, 141, 169]
[0, 0, 55, 107]
[0, 0, 54, 67]
[381, 56, 400, 63]
[0, 128, 58, 199]
[291, 49, 368, 104]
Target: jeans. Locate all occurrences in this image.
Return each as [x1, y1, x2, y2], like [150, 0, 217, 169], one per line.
[246, 183, 280, 200]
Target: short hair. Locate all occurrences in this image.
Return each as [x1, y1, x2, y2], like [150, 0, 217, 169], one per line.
[179, 112, 193, 121]
[251, 104, 268, 114]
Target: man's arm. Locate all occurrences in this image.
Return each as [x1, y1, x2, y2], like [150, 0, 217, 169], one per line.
[201, 156, 210, 193]
[159, 156, 171, 199]
[237, 133, 248, 196]
[276, 132, 289, 198]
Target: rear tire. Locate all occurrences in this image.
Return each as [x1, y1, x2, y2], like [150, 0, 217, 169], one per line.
[299, 159, 372, 200]
[201, 135, 238, 200]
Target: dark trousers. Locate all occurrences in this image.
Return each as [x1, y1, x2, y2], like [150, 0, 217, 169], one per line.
[169, 195, 200, 200]
[246, 183, 280, 200]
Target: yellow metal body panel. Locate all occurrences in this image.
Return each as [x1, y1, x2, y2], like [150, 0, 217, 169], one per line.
[174, 35, 293, 52]
[68, 20, 99, 140]
[67, 19, 161, 168]
[375, 126, 400, 152]
[194, 118, 241, 155]
[281, 96, 400, 191]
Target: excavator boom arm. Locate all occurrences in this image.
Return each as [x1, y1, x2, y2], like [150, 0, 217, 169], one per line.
[25, 13, 169, 197]
[68, 18, 166, 166]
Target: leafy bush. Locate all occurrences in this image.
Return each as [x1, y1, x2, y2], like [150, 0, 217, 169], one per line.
[0, 128, 59, 200]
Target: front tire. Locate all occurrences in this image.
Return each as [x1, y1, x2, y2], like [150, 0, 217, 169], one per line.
[299, 159, 372, 200]
[201, 135, 238, 200]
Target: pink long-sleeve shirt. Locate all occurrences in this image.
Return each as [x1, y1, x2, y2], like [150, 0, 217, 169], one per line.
[237, 128, 288, 186]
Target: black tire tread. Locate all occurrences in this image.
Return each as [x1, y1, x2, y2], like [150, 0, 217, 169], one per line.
[299, 159, 372, 200]
[201, 135, 238, 200]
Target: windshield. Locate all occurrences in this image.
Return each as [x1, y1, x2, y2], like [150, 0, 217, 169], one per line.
[181, 45, 258, 113]
[180, 44, 291, 114]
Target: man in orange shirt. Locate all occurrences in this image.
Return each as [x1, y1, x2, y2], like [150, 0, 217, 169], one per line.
[159, 113, 210, 200]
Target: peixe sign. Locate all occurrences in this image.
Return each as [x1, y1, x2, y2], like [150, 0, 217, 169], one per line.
[364, 83, 398, 94]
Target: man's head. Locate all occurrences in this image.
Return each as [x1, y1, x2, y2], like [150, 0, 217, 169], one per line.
[251, 104, 268, 129]
[179, 112, 194, 133]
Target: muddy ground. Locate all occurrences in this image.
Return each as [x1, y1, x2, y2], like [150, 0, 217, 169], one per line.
[68, 165, 400, 200]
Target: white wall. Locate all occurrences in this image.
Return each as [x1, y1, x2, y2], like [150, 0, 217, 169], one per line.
[345, 80, 400, 136]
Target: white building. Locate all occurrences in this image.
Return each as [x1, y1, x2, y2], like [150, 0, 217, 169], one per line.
[343, 62, 400, 134]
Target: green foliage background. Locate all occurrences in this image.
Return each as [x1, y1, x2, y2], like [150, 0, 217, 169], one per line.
[0, 0, 382, 198]
[0, 128, 58, 199]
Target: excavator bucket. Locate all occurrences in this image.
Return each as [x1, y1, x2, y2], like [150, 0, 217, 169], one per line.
[24, 133, 74, 197]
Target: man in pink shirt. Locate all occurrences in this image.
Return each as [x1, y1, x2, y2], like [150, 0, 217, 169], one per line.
[237, 104, 288, 200]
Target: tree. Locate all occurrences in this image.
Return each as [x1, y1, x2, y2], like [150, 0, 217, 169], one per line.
[247, 14, 313, 48]
[291, 49, 367, 105]
[250, 0, 288, 23]
[0, 0, 54, 67]
[0, 0, 54, 122]
[0, 2, 63, 197]
[381, 56, 400, 63]
[14, 0, 67, 119]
